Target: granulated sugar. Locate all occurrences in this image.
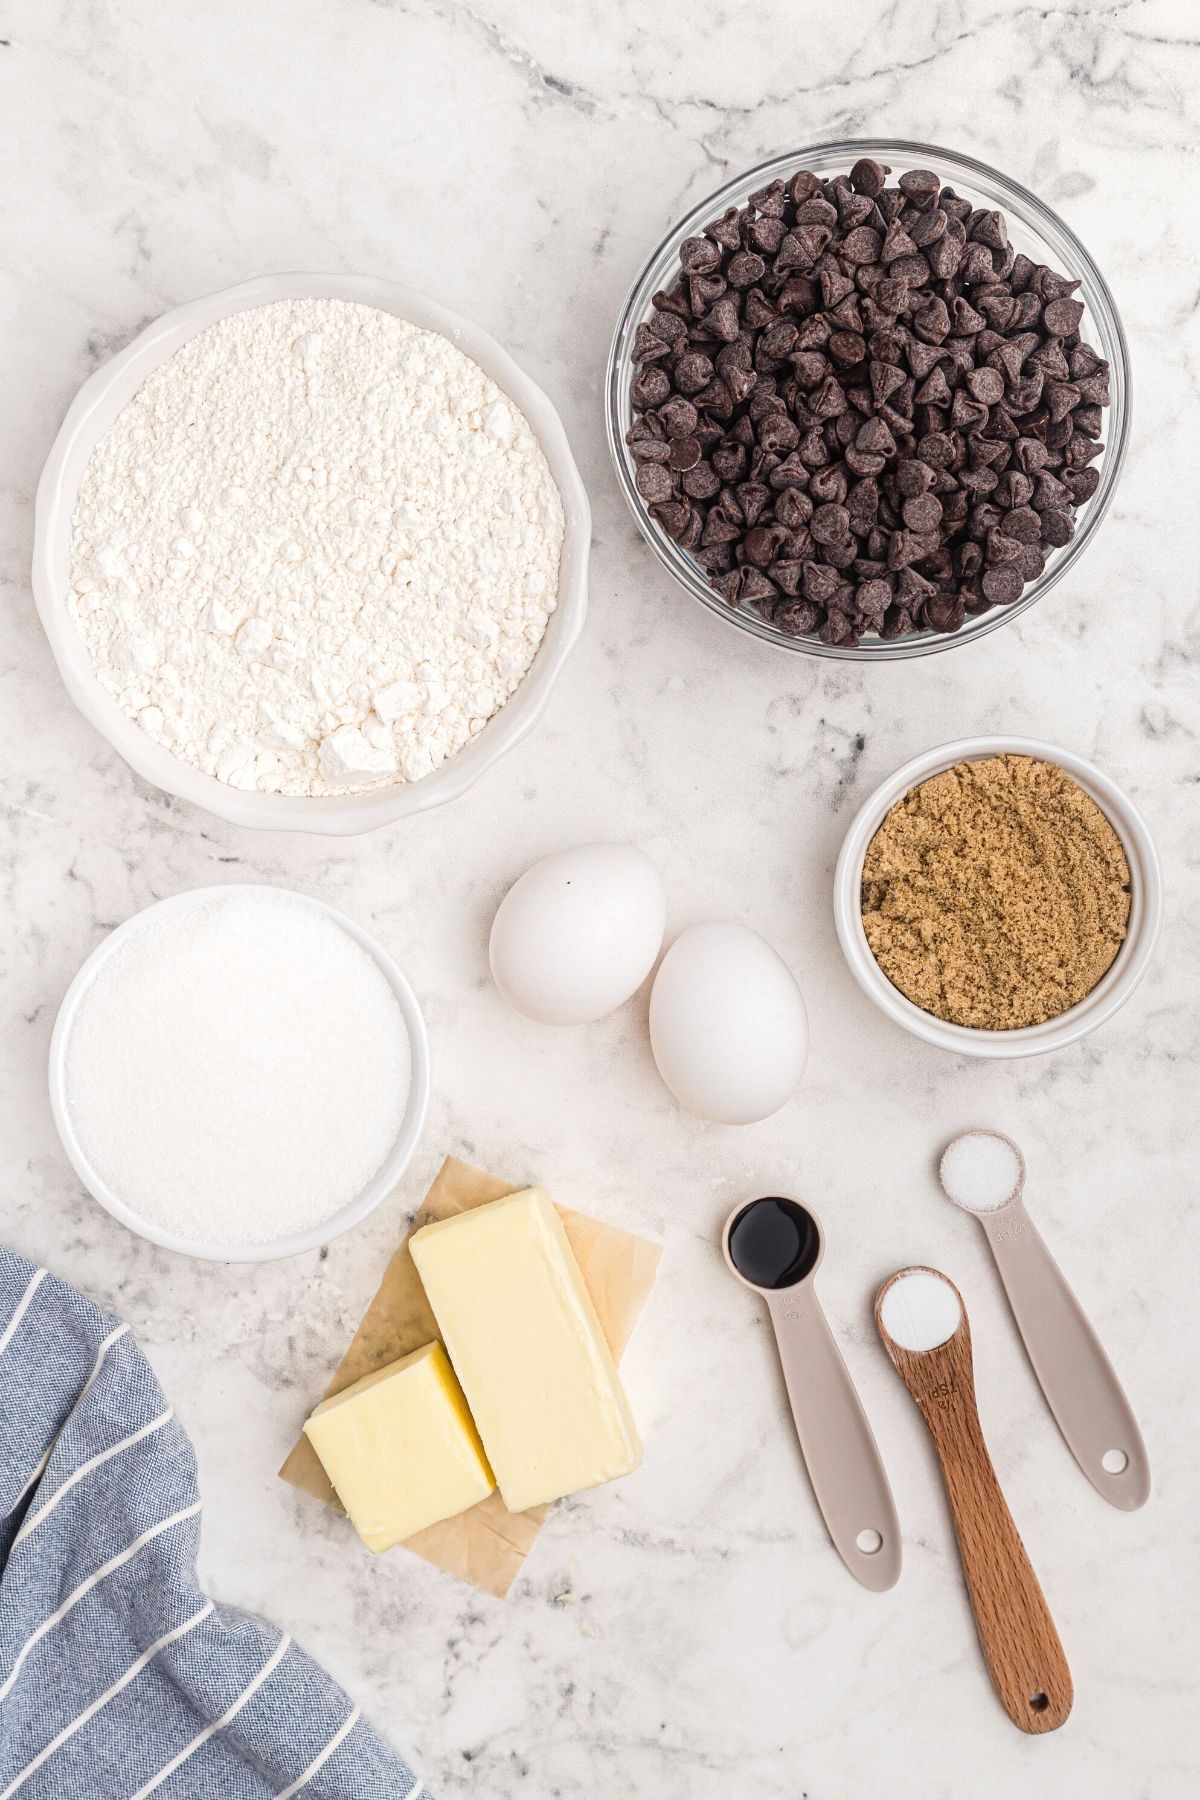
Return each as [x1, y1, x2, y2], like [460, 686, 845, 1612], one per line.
[63, 890, 412, 1246]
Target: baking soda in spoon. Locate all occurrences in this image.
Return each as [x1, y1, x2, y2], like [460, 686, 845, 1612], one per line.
[939, 1130, 1149, 1508]
[63, 890, 412, 1246]
[876, 1267, 1073, 1734]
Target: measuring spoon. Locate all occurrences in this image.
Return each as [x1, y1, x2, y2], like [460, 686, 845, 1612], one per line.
[876, 1266, 1073, 1734]
[940, 1130, 1149, 1511]
[722, 1196, 901, 1591]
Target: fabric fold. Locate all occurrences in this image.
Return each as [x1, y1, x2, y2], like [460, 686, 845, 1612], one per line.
[0, 1249, 428, 1800]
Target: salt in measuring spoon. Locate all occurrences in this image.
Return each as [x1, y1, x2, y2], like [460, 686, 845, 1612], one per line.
[940, 1130, 1149, 1510]
[875, 1267, 1072, 1734]
[722, 1197, 901, 1591]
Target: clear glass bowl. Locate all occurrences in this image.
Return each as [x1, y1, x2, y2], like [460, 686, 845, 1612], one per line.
[605, 138, 1130, 661]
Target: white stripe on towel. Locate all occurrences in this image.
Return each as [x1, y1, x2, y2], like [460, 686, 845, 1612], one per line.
[14, 1407, 174, 1544]
[0, 1500, 203, 1700]
[275, 1707, 363, 1798]
[0, 1269, 46, 1357]
[0, 1601, 214, 1800]
[75, 1320, 131, 1409]
[128, 1630, 292, 1799]
[3, 1322, 131, 1520]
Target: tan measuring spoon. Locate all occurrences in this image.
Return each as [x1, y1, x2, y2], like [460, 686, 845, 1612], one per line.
[722, 1197, 901, 1592]
[940, 1130, 1150, 1511]
[876, 1267, 1072, 1734]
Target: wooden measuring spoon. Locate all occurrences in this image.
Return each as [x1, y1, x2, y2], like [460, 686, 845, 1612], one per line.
[723, 1197, 901, 1591]
[876, 1267, 1072, 1734]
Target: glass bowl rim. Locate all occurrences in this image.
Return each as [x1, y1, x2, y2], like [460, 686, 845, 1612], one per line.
[605, 136, 1131, 662]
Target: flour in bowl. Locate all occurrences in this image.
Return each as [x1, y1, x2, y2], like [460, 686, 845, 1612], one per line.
[67, 297, 565, 796]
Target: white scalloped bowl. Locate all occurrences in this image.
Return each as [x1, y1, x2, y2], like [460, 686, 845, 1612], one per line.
[32, 273, 590, 835]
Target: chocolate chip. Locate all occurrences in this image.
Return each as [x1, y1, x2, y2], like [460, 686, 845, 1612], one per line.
[738, 568, 777, 604]
[810, 466, 848, 506]
[775, 600, 824, 636]
[1039, 508, 1075, 547]
[628, 161, 1108, 643]
[811, 503, 851, 546]
[856, 578, 892, 623]
[925, 593, 966, 633]
[841, 226, 883, 265]
[850, 158, 890, 197]
[742, 526, 778, 567]
[659, 396, 699, 438]
[669, 436, 702, 471]
[981, 565, 1024, 604]
[635, 463, 674, 504]
[1062, 466, 1100, 502]
[628, 436, 671, 464]
[999, 505, 1042, 544]
[902, 492, 943, 532]
[965, 367, 1005, 406]
[674, 352, 714, 395]
[681, 462, 721, 500]
[680, 235, 722, 275]
[972, 210, 1008, 251]
[828, 330, 867, 366]
[895, 457, 933, 497]
[1043, 296, 1085, 336]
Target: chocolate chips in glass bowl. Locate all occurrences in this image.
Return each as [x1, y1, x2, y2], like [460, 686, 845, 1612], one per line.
[626, 159, 1110, 648]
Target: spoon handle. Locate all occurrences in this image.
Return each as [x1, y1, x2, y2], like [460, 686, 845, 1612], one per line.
[917, 1346, 1072, 1732]
[765, 1289, 901, 1591]
[980, 1198, 1150, 1509]
[876, 1276, 1073, 1736]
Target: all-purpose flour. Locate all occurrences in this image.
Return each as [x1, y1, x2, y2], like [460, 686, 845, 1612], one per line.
[67, 297, 564, 796]
[63, 890, 413, 1245]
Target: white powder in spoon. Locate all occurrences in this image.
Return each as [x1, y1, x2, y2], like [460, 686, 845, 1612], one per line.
[880, 1271, 962, 1353]
[63, 889, 412, 1246]
[940, 1131, 1024, 1213]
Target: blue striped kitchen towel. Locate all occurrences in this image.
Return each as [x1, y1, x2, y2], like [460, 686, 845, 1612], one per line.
[0, 1249, 430, 1799]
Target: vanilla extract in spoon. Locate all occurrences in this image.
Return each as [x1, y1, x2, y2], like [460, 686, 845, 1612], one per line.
[722, 1197, 900, 1591]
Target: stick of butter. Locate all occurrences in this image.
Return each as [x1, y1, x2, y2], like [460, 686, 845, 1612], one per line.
[409, 1188, 643, 1513]
[303, 1341, 494, 1552]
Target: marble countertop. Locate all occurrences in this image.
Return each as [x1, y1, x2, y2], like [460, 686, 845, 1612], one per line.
[2, 1, 1197, 1795]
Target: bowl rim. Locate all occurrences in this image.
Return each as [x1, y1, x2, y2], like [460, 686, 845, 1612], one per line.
[605, 136, 1131, 662]
[33, 271, 591, 835]
[48, 883, 432, 1261]
[832, 736, 1163, 1058]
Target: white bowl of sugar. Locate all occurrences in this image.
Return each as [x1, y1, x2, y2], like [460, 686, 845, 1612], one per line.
[49, 885, 430, 1262]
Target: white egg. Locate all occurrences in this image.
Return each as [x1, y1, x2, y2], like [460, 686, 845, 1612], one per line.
[489, 844, 666, 1026]
[649, 921, 808, 1124]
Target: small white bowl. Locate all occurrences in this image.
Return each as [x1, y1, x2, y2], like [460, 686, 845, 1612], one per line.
[833, 738, 1163, 1058]
[32, 272, 590, 835]
[48, 885, 431, 1262]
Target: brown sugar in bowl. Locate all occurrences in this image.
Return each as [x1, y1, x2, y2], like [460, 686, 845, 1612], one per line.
[833, 737, 1162, 1058]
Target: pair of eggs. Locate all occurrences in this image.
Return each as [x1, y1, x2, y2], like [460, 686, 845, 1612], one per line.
[488, 844, 808, 1125]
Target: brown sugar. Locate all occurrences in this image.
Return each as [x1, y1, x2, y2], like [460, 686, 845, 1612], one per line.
[860, 755, 1132, 1031]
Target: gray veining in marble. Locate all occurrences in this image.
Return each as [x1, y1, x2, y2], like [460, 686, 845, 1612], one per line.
[2, 1, 1198, 1795]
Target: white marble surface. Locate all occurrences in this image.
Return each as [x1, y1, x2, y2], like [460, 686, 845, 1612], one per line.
[2, 1, 1198, 1794]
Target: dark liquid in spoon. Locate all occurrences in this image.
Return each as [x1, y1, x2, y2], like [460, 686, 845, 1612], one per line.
[727, 1197, 820, 1290]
